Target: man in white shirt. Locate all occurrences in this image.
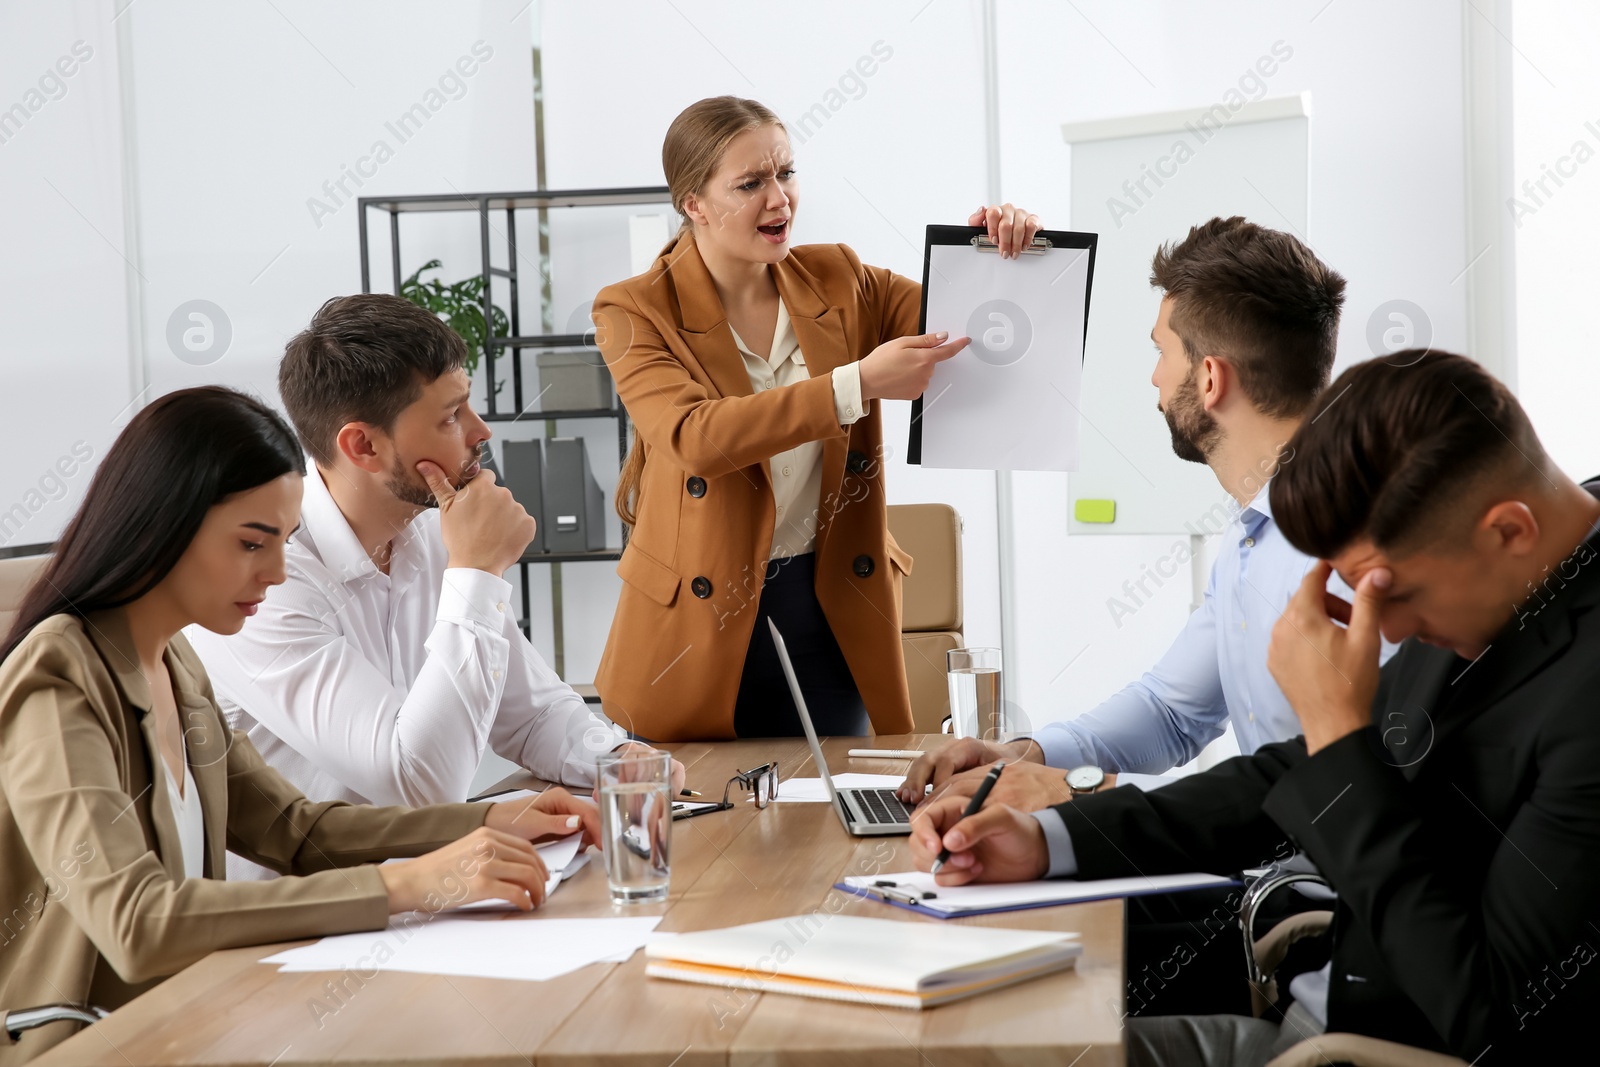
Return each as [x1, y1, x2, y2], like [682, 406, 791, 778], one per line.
[187, 294, 680, 879]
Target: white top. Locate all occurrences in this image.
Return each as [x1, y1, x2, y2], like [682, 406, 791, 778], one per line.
[185, 466, 627, 879]
[161, 754, 204, 880]
[727, 298, 868, 560]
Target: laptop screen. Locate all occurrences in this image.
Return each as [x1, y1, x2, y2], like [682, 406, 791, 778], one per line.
[767, 618, 840, 806]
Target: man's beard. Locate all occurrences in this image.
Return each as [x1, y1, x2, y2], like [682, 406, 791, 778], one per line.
[385, 447, 482, 509]
[1161, 370, 1222, 464]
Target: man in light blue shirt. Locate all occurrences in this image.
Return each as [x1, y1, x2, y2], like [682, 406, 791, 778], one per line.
[900, 215, 1357, 815]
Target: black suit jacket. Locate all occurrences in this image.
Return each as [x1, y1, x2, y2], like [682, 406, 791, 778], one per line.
[1051, 521, 1600, 1061]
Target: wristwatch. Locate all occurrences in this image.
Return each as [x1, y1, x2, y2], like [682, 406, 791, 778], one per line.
[1065, 765, 1106, 796]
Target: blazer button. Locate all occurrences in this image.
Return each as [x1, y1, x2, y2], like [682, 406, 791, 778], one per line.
[847, 450, 870, 475]
[686, 476, 706, 498]
[691, 576, 712, 599]
[852, 554, 875, 578]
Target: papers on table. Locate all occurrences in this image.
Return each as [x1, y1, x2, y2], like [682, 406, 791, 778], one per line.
[838, 869, 1236, 918]
[456, 833, 589, 910]
[647, 914, 1080, 1009]
[775, 774, 904, 802]
[262, 915, 664, 982]
[471, 787, 542, 804]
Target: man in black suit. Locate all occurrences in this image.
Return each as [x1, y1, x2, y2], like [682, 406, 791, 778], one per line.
[911, 351, 1600, 1065]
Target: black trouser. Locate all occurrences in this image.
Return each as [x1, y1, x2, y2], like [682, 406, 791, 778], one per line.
[732, 553, 870, 738]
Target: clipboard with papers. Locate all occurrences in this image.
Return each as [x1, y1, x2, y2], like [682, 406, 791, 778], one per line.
[835, 870, 1237, 919]
[907, 225, 1098, 472]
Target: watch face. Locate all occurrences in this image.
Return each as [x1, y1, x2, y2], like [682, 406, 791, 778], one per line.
[1066, 766, 1104, 791]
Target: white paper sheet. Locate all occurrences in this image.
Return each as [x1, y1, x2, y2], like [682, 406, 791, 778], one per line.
[775, 774, 904, 802]
[918, 242, 1091, 471]
[471, 787, 542, 804]
[262, 916, 664, 982]
[379, 833, 587, 912]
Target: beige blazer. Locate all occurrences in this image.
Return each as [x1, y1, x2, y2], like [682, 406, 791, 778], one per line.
[593, 236, 921, 741]
[0, 610, 488, 1063]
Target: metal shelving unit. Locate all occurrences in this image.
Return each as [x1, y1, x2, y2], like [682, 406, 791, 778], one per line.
[357, 186, 673, 691]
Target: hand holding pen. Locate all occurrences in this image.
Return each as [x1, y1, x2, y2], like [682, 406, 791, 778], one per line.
[931, 761, 1005, 874]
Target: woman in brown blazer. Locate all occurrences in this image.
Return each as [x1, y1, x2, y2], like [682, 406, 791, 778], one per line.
[0, 388, 600, 1064]
[593, 96, 1040, 742]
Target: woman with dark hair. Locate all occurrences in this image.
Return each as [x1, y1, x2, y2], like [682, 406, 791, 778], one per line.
[0, 386, 600, 1065]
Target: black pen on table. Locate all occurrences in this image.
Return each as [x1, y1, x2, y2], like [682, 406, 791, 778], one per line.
[930, 760, 1005, 875]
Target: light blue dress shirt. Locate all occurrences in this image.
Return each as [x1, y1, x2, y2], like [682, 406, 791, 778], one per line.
[1035, 480, 1336, 776]
[1028, 478, 1392, 878]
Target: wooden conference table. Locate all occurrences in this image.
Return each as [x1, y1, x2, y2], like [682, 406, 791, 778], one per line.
[34, 735, 1126, 1066]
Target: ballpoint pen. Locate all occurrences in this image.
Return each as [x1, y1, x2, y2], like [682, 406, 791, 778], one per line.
[930, 761, 1005, 875]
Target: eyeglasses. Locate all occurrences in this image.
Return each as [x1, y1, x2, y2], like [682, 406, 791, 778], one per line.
[720, 762, 779, 810]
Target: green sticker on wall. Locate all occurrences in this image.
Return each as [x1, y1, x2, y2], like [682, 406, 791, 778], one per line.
[1074, 499, 1116, 524]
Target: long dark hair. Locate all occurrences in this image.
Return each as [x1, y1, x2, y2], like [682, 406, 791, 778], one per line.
[1, 386, 305, 661]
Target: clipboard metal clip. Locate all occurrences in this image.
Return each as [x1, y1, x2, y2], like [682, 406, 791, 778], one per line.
[868, 880, 937, 906]
[971, 234, 1052, 255]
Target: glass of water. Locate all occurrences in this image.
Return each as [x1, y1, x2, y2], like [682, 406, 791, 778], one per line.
[597, 749, 672, 905]
[947, 647, 1004, 741]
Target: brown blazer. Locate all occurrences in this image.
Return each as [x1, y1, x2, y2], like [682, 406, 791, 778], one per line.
[593, 236, 922, 741]
[0, 610, 488, 1064]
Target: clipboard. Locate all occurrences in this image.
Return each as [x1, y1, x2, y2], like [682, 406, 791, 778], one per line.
[833, 870, 1238, 919]
[907, 225, 1098, 470]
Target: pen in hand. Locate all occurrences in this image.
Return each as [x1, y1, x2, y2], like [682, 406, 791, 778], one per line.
[930, 761, 1005, 875]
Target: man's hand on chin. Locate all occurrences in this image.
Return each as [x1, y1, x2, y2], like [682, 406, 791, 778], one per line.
[908, 794, 1049, 886]
[1269, 560, 1388, 754]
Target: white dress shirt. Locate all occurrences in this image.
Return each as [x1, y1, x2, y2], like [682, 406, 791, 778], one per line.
[727, 297, 867, 560]
[186, 466, 626, 879]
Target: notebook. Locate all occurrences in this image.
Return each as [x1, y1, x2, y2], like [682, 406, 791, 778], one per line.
[836, 870, 1237, 918]
[645, 914, 1081, 1009]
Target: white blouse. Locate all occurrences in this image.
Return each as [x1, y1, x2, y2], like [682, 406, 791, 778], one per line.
[162, 753, 205, 879]
[727, 298, 868, 560]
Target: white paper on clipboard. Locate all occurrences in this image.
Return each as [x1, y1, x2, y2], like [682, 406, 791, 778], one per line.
[918, 243, 1091, 472]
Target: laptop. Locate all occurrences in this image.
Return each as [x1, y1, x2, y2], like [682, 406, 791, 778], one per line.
[767, 618, 915, 836]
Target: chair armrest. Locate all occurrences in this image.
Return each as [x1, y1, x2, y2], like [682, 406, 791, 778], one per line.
[4, 1002, 110, 1041]
[1254, 909, 1334, 979]
[1241, 866, 1332, 987]
[1267, 1032, 1469, 1067]
[1240, 865, 1332, 1015]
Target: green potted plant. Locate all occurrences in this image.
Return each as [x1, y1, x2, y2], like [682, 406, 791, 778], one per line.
[399, 259, 509, 381]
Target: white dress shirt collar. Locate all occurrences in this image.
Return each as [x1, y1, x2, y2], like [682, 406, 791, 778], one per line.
[299, 464, 381, 584]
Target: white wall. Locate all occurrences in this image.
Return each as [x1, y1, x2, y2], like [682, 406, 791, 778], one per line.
[0, 3, 134, 551]
[538, 0, 1006, 687]
[995, 0, 1472, 737]
[1511, 1, 1600, 480]
[2, 1, 1482, 766]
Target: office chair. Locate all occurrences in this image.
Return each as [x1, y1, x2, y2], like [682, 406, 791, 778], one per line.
[885, 503, 963, 734]
[1242, 865, 1469, 1067]
[4, 1003, 109, 1044]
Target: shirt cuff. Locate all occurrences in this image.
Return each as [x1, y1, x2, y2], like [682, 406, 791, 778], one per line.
[1029, 808, 1079, 878]
[831, 362, 870, 425]
[438, 567, 516, 629]
[1032, 724, 1088, 770]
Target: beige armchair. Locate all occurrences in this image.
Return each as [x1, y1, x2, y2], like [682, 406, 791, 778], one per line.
[0, 548, 49, 639]
[886, 503, 963, 734]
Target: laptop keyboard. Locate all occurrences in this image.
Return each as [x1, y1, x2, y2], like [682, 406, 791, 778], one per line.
[853, 788, 914, 825]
